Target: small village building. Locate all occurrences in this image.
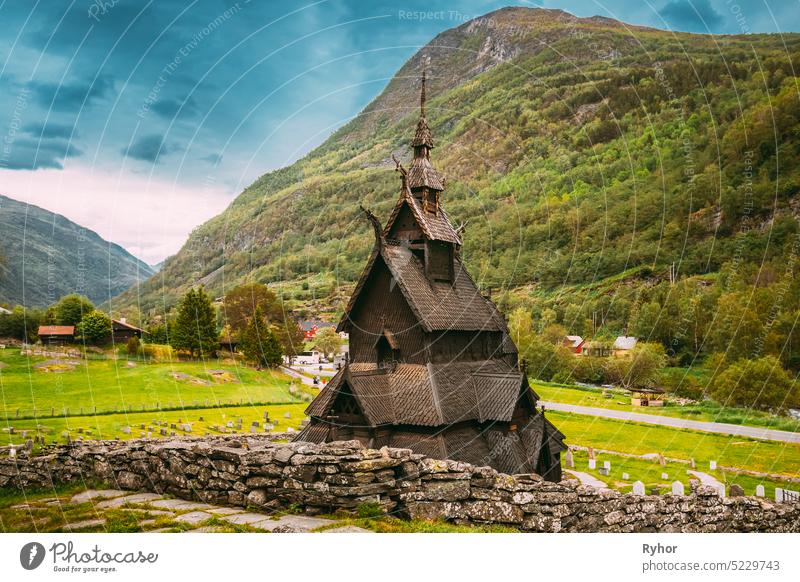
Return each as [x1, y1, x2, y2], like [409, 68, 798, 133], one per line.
[628, 386, 665, 407]
[582, 340, 612, 357]
[37, 325, 74, 345]
[300, 320, 335, 340]
[612, 336, 638, 357]
[296, 74, 566, 481]
[563, 335, 584, 354]
[111, 318, 145, 343]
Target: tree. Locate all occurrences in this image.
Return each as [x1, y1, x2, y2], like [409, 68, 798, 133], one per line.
[314, 326, 342, 359]
[222, 283, 283, 334]
[126, 336, 141, 357]
[0, 306, 43, 342]
[75, 310, 112, 345]
[604, 342, 667, 389]
[222, 283, 303, 356]
[239, 307, 282, 368]
[53, 295, 95, 327]
[710, 356, 799, 411]
[170, 288, 218, 358]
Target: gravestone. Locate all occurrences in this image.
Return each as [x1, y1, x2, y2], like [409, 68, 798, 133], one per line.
[717, 484, 725, 498]
[121, 426, 131, 435]
[756, 485, 765, 497]
[77, 427, 83, 434]
[264, 423, 274, 431]
[8, 448, 15, 458]
[588, 459, 597, 470]
[160, 428, 167, 436]
[598, 467, 609, 476]
[658, 454, 666, 467]
[140, 432, 145, 438]
[226, 421, 234, 428]
[140, 424, 145, 430]
[709, 460, 717, 470]
[776, 488, 784, 502]
[170, 423, 176, 429]
[169, 431, 176, 437]
[661, 472, 669, 480]
[250, 426, 256, 434]
[603, 460, 611, 470]
[252, 421, 259, 427]
[689, 458, 696, 469]
[622, 472, 630, 480]
[284, 412, 291, 419]
[671, 481, 685, 496]
[198, 416, 204, 422]
[632, 481, 645, 495]
[729, 484, 744, 497]
[588, 447, 595, 460]
[565, 449, 575, 469]
[287, 427, 295, 433]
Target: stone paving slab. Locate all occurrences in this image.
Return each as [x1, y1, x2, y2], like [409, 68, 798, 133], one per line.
[150, 499, 216, 511]
[119, 508, 174, 516]
[174, 511, 214, 525]
[62, 519, 105, 531]
[96, 493, 166, 509]
[187, 526, 228, 533]
[323, 525, 374, 533]
[221, 512, 277, 526]
[70, 489, 128, 504]
[206, 507, 244, 516]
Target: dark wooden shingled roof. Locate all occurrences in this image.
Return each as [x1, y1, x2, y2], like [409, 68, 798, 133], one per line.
[382, 187, 460, 244]
[407, 155, 445, 191]
[305, 360, 530, 428]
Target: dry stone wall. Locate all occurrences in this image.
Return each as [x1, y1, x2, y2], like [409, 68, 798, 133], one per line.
[1, 435, 798, 533]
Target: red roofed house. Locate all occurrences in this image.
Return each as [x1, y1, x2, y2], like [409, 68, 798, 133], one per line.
[563, 335, 585, 355]
[38, 325, 75, 345]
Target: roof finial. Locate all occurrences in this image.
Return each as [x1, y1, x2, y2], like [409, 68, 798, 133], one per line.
[420, 69, 426, 117]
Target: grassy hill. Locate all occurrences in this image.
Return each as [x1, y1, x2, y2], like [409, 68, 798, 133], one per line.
[0, 194, 154, 307]
[111, 7, 800, 335]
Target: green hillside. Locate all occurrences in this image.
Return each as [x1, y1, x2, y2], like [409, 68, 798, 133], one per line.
[0, 194, 154, 307]
[112, 8, 800, 357]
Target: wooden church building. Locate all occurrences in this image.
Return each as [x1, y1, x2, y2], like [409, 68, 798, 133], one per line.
[295, 74, 566, 481]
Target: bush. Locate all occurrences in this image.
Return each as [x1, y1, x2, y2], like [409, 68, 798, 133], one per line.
[710, 356, 799, 411]
[75, 311, 112, 345]
[126, 336, 141, 357]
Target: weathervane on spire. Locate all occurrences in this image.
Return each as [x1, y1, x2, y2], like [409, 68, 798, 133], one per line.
[420, 69, 427, 117]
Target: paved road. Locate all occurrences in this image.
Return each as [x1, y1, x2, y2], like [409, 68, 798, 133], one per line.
[281, 366, 316, 386]
[540, 401, 800, 444]
[563, 470, 608, 489]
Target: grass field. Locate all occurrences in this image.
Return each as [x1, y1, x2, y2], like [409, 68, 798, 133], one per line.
[551, 411, 800, 479]
[0, 349, 301, 418]
[533, 381, 800, 433]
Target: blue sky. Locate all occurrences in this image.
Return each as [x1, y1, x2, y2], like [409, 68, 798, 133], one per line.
[1, 0, 798, 263]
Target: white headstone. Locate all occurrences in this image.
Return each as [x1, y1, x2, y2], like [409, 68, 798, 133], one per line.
[8, 447, 16, 458]
[756, 485, 765, 498]
[671, 481, 685, 496]
[632, 481, 645, 495]
[287, 427, 295, 433]
[709, 460, 717, 470]
[622, 472, 630, 480]
[588, 459, 597, 470]
[775, 488, 784, 502]
[565, 449, 575, 469]
[661, 472, 669, 480]
[717, 484, 726, 498]
[284, 412, 291, 419]
[603, 461, 611, 470]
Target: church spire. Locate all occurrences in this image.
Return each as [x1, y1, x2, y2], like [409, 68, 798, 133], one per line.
[407, 70, 443, 213]
[411, 70, 434, 152]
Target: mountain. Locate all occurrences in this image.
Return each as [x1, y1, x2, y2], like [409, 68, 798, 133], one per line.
[112, 7, 800, 330]
[0, 194, 154, 307]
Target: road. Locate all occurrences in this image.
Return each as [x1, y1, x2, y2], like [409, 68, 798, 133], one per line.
[540, 401, 800, 444]
[281, 366, 319, 387]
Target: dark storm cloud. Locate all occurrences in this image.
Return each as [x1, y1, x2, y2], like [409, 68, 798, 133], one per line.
[659, 0, 723, 33]
[28, 75, 114, 112]
[150, 96, 199, 119]
[123, 134, 174, 163]
[3, 137, 82, 170]
[22, 122, 78, 139]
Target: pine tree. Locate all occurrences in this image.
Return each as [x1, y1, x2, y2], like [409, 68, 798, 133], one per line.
[240, 306, 283, 368]
[170, 288, 218, 358]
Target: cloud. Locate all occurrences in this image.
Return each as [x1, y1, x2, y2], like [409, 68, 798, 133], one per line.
[123, 134, 175, 163]
[1, 137, 82, 170]
[659, 0, 723, 33]
[149, 96, 199, 119]
[28, 75, 114, 112]
[200, 153, 223, 164]
[22, 121, 78, 139]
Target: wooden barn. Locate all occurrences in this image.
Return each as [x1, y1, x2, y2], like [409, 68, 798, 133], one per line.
[296, 74, 566, 481]
[37, 325, 75, 345]
[111, 318, 145, 342]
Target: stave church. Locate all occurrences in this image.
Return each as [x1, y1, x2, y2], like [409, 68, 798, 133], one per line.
[295, 73, 566, 481]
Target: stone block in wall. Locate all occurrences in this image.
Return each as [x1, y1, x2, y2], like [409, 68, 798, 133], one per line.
[405, 500, 466, 521]
[463, 500, 524, 524]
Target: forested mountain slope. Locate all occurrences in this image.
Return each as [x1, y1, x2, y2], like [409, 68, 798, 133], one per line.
[0, 194, 154, 307]
[112, 7, 800, 366]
